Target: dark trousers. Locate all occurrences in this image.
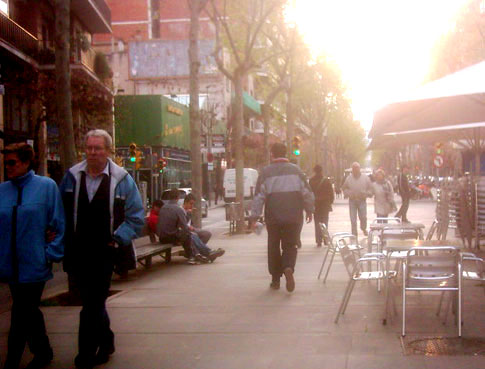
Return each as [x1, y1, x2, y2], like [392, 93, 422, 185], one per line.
[266, 223, 301, 279]
[160, 233, 194, 258]
[395, 196, 410, 221]
[314, 211, 329, 245]
[71, 257, 114, 362]
[5, 282, 50, 368]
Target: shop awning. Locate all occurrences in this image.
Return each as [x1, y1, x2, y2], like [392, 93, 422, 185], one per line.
[243, 91, 262, 115]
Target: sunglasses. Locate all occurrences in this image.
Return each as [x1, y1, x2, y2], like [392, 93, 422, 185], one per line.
[5, 160, 19, 166]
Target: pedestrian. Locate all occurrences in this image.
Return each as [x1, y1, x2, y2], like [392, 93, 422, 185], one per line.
[395, 164, 411, 223]
[371, 169, 397, 220]
[342, 162, 373, 236]
[59, 129, 145, 369]
[146, 199, 164, 243]
[309, 164, 334, 247]
[0, 143, 65, 369]
[250, 143, 314, 292]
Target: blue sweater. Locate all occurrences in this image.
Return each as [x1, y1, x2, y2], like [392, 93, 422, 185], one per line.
[0, 171, 65, 283]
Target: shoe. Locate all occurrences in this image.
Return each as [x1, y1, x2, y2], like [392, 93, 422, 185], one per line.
[270, 280, 280, 290]
[74, 355, 94, 369]
[25, 347, 53, 369]
[317, 242, 322, 247]
[94, 344, 115, 365]
[195, 253, 209, 263]
[208, 248, 225, 262]
[402, 219, 411, 224]
[187, 257, 198, 265]
[283, 267, 295, 292]
[362, 229, 368, 236]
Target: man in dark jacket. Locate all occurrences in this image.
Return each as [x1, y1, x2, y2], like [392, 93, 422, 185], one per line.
[395, 164, 411, 223]
[59, 129, 144, 369]
[309, 165, 334, 247]
[250, 143, 314, 292]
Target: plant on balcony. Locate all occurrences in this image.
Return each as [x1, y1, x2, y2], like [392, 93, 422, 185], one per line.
[78, 33, 90, 52]
[94, 51, 112, 80]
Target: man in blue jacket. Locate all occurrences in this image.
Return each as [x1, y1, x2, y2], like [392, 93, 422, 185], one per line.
[250, 143, 314, 292]
[59, 129, 144, 369]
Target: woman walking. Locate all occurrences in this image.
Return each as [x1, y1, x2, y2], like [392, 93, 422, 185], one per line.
[371, 169, 396, 220]
[0, 143, 65, 369]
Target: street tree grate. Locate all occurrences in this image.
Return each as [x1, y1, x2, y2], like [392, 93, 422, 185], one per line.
[401, 336, 485, 356]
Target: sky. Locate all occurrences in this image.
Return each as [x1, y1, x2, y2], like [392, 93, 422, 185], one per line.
[289, 0, 469, 132]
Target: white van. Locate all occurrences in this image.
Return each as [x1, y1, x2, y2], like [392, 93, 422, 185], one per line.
[223, 168, 259, 203]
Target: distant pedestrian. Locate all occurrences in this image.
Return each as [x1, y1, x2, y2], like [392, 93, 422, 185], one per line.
[250, 143, 314, 292]
[309, 165, 334, 246]
[395, 164, 411, 223]
[342, 162, 373, 236]
[371, 169, 396, 220]
[60, 129, 145, 369]
[0, 143, 65, 369]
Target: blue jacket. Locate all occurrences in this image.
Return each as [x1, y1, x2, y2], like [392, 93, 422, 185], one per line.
[0, 171, 65, 283]
[59, 159, 144, 272]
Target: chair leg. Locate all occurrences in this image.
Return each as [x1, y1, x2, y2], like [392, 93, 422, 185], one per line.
[323, 249, 337, 284]
[341, 280, 356, 314]
[458, 271, 462, 337]
[436, 291, 445, 317]
[402, 270, 406, 336]
[317, 246, 331, 279]
[335, 278, 354, 323]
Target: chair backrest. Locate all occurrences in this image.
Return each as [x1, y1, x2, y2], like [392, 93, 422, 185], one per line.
[462, 255, 485, 281]
[404, 246, 460, 287]
[338, 243, 358, 277]
[372, 217, 401, 224]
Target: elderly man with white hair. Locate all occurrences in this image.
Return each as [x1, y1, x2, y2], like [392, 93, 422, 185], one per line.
[342, 162, 373, 236]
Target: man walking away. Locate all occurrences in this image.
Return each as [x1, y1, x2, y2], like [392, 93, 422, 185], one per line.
[309, 165, 334, 247]
[250, 143, 314, 292]
[60, 129, 145, 369]
[395, 164, 411, 223]
[342, 162, 373, 236]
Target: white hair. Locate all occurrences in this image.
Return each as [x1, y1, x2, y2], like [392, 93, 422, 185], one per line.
[85, 129, 113, 151]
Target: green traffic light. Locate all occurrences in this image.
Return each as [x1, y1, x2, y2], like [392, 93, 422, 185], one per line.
[293, 149, 301, 156]
[130, 157, 136, 162]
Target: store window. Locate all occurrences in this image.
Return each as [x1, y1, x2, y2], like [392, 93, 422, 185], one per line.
[6, 95, 30, 133]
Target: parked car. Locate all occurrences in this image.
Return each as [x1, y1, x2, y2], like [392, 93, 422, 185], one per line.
[161, 188, 208, 217]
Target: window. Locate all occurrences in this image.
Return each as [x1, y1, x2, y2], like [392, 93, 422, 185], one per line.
[6, 95, 30, 133]
[0, 0, 8, 15]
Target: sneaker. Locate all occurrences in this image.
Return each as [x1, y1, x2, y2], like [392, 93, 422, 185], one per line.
[270, 280, 280, 290]
[187, 257, 198, 265]
[25, 348, 53, 369]
[283, 267, 295, 292]
[208, 248, 225, 262]
[195, 254, 209, 263]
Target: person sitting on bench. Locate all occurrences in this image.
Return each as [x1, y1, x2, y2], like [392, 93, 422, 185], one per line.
[146, 200, 164, 242]
[183, 193, 225, 262]
[157, 188, 207, 264]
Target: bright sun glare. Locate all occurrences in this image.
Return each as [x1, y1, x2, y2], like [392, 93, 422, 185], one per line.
[290, 0, 468, 132]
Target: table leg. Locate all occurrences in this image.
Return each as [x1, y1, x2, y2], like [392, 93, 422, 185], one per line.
[383, 251, 392, 325]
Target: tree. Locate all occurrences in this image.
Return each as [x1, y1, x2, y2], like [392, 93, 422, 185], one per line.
[207, 0, 286, 233]
[429, 0, 485, 80]
[188, 0, 209, 228]
[55, 0, 76, 172]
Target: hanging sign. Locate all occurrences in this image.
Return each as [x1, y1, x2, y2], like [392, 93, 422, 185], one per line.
[433, 155, 444, 168]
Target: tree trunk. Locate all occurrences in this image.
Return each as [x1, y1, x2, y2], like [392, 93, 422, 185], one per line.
[233, 72, 246, 233]
[55, 0, 76, 172]
[286, 87, 294, 155]
[189, 0, 203, 228]
[262, 104, 270, 166]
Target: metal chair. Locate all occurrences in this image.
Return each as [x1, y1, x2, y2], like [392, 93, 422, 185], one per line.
[402, 246, 462, 337]
[318, 233, 364, 283]
[368, 217, 401, 253]
[334, 245, 397, 323]
[425, 219, 439, 240]
[437, 254, 484, 322]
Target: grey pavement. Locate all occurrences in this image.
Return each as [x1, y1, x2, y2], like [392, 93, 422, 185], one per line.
[1, 198, 484, 368]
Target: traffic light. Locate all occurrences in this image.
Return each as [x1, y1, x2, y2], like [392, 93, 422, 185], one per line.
[434, 142, 443, 155]
[129, 143, 137, 163]
[135, 150, 144, 170]
[158, 158, 167, 173]
[292, 136, 301, 156]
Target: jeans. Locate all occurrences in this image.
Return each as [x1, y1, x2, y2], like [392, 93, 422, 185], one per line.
[395, 196, 410, 221]
[191, 233, 212, 256]
[266, 223, 301, 279]
[349, 199, 367, 236]
[5, 282, 51, 368]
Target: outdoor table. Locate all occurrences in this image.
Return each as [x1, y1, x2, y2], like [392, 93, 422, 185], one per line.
[368, 222, 426, 253]
[382, 239, 463, 325]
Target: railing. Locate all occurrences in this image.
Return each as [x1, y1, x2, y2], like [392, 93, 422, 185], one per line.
[0, 11, 38, 60]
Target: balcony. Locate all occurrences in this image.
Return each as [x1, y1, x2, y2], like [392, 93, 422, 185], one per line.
[0, 11, 38, 63]
[71, 0, 111, 34]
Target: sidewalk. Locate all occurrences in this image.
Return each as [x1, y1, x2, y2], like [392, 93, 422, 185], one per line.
[0, 200, 483, 368]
